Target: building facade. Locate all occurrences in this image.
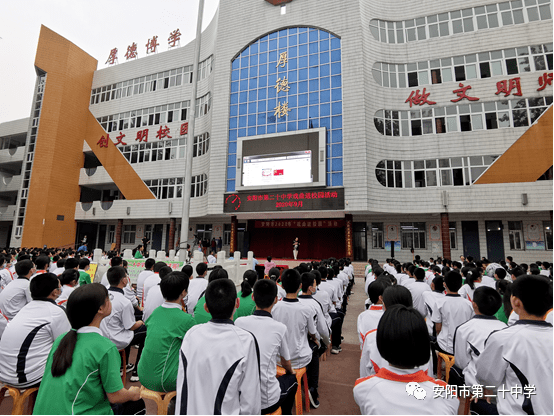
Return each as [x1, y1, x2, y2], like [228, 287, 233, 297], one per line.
[0, 0, 552, 262]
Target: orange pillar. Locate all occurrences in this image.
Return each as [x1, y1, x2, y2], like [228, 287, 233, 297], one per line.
[115, 219, 123, 254]
[168, 218, 176, 251]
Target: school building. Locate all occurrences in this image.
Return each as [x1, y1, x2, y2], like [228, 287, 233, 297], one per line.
[0, 0, 552, 262]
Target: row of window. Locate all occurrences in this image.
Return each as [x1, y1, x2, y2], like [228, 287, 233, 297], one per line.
[90, 56, 213, 105]
[371, 220, 553, 251]
[143, 174, 207, 200]
[374, 96, 552, 136]
[369, 0, 552, 44]
[118, 134, 210, 164]
[375, 156, 499, 188]
[372, 43, 553, 88]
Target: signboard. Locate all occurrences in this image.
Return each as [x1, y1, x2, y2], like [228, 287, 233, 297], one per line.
[386, 224, 399, 241]
[256, 220, 344, 228]
[429, 223, 441, 241]
[224, 188, 344, 213]
[86, 264, 98, 282]
[385, 241, 401, 252]
[265, 0, 293, 5]
[525, 241, 545, 250]
[125, 259, 185, 282]
[526, 223, 542, 241]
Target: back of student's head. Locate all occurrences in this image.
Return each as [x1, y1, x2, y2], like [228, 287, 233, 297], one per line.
[472, 286, 501, 316]
[529, 264, 540, 275]
[496, 279, 513, 317]
[543, 261, 551, 270]
[412, 267, 424, 282]
[268, 267, 281, 282]
[317, 266, 328, 280]
[510, 267, 525, 279]
[327, 267, 335, 280]
[432, 276, 445, 292]
[78, 258, 90, 270]
[64, 258, 79, 270]
[511, 275, 553, 317]
[463, 267, 480, 289]
[15, 259, 34, 277]
[312, 270, 322, 286]
[495, 267, 507, 280]
[153, 261, 167, 273]
[145, 258, 156, 270]
[107, 266, 127, 286]
[281, 269, 301, 294]
[60, 269, 79, 286]
[301, 272, 316, 294]
[267, 256, 272, 262]
[160, 271, 189, 301]
[35, 255, 51, 270]
[30, 273, 60, 299]
[241, 269, 258, 298]
[208, 267, 228, 283]
[195, 263, 207, 276]
[205, 278, 237, 319]
[159, 266, 173, 279]
[52, 283, 109, 377]
[377, 305, 430, 368]
[110, 256, 123, 267]
[444, 271, 463, 292]
[367, 278, 391, 304]
[382, 285, 413, 309]
[253, 279, 277, 309]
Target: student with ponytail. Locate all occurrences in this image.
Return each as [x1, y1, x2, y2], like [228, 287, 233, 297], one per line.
[459, 267, 482, 302]
[234, 269, 258, 319]
[33, 283, 145, 415]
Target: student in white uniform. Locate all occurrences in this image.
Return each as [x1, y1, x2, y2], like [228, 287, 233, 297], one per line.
[0, 255, 14, 294]
[357, 279, 390, 347]
[405, 267, 432, 319]
[431, 271, 474, 374]
[142, 266, 177, 322]
[311, 270, 332, 328]
[422, 275, 446, 335]
[317, 267, 344, 354]
[50, 258, 65, 276]
[354, 305, 458, 415]
[100, 266, 146, 383]
[458, 267, 483, 302]
[272, 268, 320, 408]
[319, 267, 341, 310]
[452, 286, 507, 393]
[476, 275, 553, 415]
[141, 261, 167, 304]
[360, 285, 415, 378]
[136, 258, 155, 303]
[57, 269, 79, 307]
[236, 279, 298, 414]
[30, 255, 50, 280]
[267, 267, 287, 300]
[0, 273, 70, 388]
[0, 259, 34, 320]
[185, 262, 208, 314]
[176, 278, 261, 415]
[540, 261, 551, 277]
[298, 273, 331, 354]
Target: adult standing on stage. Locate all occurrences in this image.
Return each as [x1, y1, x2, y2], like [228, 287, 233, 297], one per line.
[293, 237, 300, 260]
[142, 235, 150, 256]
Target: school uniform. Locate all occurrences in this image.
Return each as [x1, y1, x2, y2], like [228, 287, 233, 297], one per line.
[186, 277, 208, 314]
[354, 364, 458, 415]
[508, 310, 519, 326]
[142, 273, 161, 304]
[47, 262, 58, 273]
[276, 283, 286, 301]
[176, 319, 261, 415]
[193, 295, 212, 324]
[0, 310, 7, 340]
[0, 299, 70, 387]
[235, 311, 297, 414]
[383, 264, 396, 275]
[431, 294, 474, 354]
[298, 294, 331, 346]
[539, 269, 550, 277]
[422, 291, 445, 335]
[138, 302, 196, 392]
[142, 284, 165, 322]
[78, 270, 91, 285]
[33, 326, 128, 415]
[100, 272, 110, 288]
[136, 270, 154, 302]
[357, 305, 384, 346]
[476, 320, 553, 415]
[480, 275, 497, 289]
[0, 278, 31, 320]
[394, 273, 410, 287]
[51, 267, 64, 276]
[234, 291, 256, 320]
[424, 270, 435, 285]
[328, 278, 344, 306]
[0, 268, 13, 293]
[56, 284, 75, 307]
[99, 287, 135, 350]
[458, 282, 483, 302]
[406, 280, 432, 319]
[312, 286, 333, 327]
[319, 280, 340, 308]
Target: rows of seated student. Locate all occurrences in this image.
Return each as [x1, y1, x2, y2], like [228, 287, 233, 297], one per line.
[357, 257, 553, 415]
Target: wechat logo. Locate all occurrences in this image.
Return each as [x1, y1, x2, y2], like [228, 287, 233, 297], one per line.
[406, 382, 427, 400]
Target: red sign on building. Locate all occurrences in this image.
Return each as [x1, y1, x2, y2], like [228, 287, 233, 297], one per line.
[265, 0, 293, 5]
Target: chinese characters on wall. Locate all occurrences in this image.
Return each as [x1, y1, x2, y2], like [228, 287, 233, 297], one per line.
[274, 52, 291, 118]
[96, 123, 188, 148]
[106, 29, 182, 65]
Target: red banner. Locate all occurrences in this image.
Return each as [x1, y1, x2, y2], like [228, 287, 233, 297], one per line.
[255, 219, 345, 229]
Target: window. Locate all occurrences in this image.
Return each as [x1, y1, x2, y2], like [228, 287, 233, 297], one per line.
[144, 177, 183, 199]
[372, 223, 384, 249]
[449, 222, 457, 249]
[193, 133, 210, 157]
[401, 222, 426, 250]
[120, 138, 187, 164]
[224, 224, 232, 246]
[198, 56, 214, 80]
[107, 225, 116, 244]
[544, 221, 553, 250]
[196, 224, 213, 241]
[196, 93, 212, 117]
[191, 174, 208, 197]
[508, 221, 524, 250]
[145, 225, 152, 243]
[123, 225, 136, 244]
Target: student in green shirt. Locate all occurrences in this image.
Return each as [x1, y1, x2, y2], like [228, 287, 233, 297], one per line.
[234, 270, 257, 320]
[138, 271, 196, 393]
[78, 258, 91, 285]
[193, 267, 231, 324]
[133, 245, 144, 259]
[33, 283, 145, 415]
[493, 279, 512, 324]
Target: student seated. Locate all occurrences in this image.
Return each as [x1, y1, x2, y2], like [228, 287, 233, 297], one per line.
[354, 305, 458, 415]
[78, 258, 91, 285]
[422, 275, 446, 335]
[176, 279, 261, 414]
[458, 267, 482, 302]
[298, 272, 331, 355]
[142, 261, 168, 304]
[234, 270, 257, 319]
[100, 266, 146, 383]
[0, 259, 34, 320]
[33, 284, 145, 415]
[57, 269, 79, 306]
[452, 286, 507, 393]
[236, 279, 298, 414]
[405, 267, 432, 318]
[141, 266, 173, 322]
[185, 263, 208, 314]
[357, 278, 390, 347]
[476, 275, 553, 415]
[136, 258, 155, 303]
[272, 269, 320, 408]
[0, 273, 70, 388]
[138, 271, 195, 393]
[268, 267, 287, 300]
[193, 267, 229, 324]
[316, 267, 344, 354]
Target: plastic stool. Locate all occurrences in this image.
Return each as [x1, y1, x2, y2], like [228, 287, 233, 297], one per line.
[139, 386, 176, 415]
[0, 385, 39, 415]
[436, 352, 455, 384]
[119, 349, 127, 386]
[277, 366, 309, 415]
[267, 406, 282, 415]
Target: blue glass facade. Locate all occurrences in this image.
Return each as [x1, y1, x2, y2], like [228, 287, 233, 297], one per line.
[227, 27, 343, 192]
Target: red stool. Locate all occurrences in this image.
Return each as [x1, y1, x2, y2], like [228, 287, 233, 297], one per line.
[276, 366, 309, 415]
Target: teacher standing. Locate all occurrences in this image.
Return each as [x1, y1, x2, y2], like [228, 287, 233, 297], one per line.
[293, 237, 300, 260]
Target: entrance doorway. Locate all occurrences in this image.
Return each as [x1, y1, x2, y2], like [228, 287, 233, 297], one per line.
[152, 224, 164, 251]
[461, 221, 480, 260]
[353, 222, 367, 261]
[75, 222, 98, 251]
[485, 221, 505, 262]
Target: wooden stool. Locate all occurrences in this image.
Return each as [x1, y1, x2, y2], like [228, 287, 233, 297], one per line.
[436, 352, 455, 384]
[139, 386, 176, 415]
[0, 385, 39, 415]
[276, 366, 309, 415]
[119, 349, 127, 386]
[461, 396, 471, 415]
[267, 406, 282, 415]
